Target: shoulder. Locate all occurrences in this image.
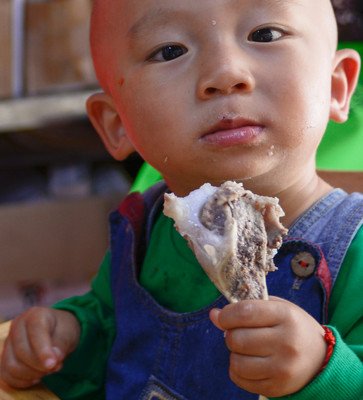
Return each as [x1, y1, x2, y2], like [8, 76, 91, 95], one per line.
[111, 181, 167, 220]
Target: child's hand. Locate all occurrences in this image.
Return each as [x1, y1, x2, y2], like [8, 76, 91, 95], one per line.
[210, 297, 327, 398]
[0, 307, 80, 388]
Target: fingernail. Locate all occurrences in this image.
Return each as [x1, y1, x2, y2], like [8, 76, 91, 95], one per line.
[44, 357, 57, 369]
[210, 308, 221, 317]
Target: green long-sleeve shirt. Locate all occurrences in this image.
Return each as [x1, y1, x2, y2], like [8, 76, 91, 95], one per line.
[44, 220, 363, 400]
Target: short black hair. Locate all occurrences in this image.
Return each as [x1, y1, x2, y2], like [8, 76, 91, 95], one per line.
[331, 0, 363, 40]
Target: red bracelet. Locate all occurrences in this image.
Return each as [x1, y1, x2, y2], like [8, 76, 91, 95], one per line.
[318, 326, 336, 374]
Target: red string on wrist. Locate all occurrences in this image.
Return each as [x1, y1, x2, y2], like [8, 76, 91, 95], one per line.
[318, 326, 336, 375]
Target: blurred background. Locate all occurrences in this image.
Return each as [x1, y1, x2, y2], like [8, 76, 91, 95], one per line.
[0, 0, 143, 321]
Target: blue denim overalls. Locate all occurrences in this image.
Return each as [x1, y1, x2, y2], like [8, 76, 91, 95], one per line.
[106, 183, 363, 400]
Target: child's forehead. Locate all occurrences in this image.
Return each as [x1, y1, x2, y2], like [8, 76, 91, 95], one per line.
[97, 0, 335, 32]
[93, 0, 337, 49]
[109, 0, 306, 18]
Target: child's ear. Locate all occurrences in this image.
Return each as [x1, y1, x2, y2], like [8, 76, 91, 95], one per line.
[86, 92, 135, 160]
[330, 49, 361, 123]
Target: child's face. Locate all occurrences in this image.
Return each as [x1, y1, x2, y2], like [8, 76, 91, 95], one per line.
[92, 0, 344, 196]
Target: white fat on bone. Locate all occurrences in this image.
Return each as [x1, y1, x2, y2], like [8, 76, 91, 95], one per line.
[163, 181, 288, 303]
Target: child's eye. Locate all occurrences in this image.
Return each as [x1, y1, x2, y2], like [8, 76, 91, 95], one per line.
[149, 44, 188, 62]
[249, 28, 284, 43]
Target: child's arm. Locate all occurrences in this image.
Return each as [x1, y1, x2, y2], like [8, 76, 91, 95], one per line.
[0, 307, 80, 388]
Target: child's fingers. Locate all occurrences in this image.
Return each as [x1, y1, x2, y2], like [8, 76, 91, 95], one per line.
[27, 320, 63, 371]
[8, 320, 52, 373]
[224, 327, 275, 357]
[215, 300, 286, 330]
[0, 374, 41, 389]
[0, 342, 44, 388]
[209, 308, 224, 330]
[8, 309, 62, 372]
[229, 369, 274, 398]
[229, 352, 271, 381]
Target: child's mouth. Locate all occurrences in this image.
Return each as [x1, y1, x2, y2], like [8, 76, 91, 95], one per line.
[201, 118, 265, 147]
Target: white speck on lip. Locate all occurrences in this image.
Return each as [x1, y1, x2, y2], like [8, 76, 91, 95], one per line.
[211, 20, 217, 26]
[164, 156, 168, 163]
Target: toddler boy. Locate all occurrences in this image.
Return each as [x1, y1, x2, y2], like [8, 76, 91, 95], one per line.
[1, 1, 363, 399]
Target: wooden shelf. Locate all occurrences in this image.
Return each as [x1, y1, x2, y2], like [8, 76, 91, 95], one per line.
[0, 89, 97, 133]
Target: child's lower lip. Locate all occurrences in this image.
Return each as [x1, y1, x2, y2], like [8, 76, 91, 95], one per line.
[201, 126, 264, 147]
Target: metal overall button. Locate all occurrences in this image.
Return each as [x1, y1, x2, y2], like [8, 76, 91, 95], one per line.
[291, 251, 316, 277]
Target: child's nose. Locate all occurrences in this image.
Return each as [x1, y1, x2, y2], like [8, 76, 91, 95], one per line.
[197, 53, 255, 99]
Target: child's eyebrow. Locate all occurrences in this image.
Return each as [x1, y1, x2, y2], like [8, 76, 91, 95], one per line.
[263, 0, 301, 12]
[127, 8, 181, 40]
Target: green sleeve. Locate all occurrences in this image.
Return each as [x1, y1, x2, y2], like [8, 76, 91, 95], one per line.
[130, 162, 162, 193]
[271, 227, 363, 400]
[43, 251, 115, 400]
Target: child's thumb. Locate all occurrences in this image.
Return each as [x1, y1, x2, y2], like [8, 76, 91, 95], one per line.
[209, 308, 224, 331]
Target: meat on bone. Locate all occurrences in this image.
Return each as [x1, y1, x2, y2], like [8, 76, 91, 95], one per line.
[163, 181, 288, 303]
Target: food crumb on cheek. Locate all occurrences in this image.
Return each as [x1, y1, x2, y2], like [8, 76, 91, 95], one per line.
[267, 145, 275, 157]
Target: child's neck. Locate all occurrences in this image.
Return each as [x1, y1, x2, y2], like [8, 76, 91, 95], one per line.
[277, 174, 333, 228]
